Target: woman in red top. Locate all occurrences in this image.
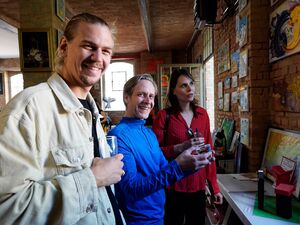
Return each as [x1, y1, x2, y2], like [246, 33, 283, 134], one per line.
[152, 68, 223, 225]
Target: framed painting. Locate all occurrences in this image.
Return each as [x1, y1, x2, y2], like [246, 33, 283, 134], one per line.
[218, 81, 223, 99]
[239, 16, 248, 48]
[218, 39, 230, 74]
[221, 118, 235, 151]
[19, 29, 52, 71]
[269, 1, 300, 62]
[56, 0, 65, 21]
[239, 86, 249, 111]
[229, 131, 240, 154]
[240, 118, 249, 146]
[239, 49, 248, 78]
[223, 93, 230, 112]
[262, 128, 300, 198]
[224, 76, 231, 89]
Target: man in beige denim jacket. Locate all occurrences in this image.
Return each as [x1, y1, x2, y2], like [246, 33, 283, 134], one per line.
[0, 13, 125, 225]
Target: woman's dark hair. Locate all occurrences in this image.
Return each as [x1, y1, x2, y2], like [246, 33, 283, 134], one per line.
[166, 68, 199, 112]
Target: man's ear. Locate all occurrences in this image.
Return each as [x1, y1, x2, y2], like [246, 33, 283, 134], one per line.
[59, 36, 68, 55]
[124, 95, 129, 104]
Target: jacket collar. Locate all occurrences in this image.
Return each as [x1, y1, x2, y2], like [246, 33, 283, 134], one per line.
[47, 73, 97, 114]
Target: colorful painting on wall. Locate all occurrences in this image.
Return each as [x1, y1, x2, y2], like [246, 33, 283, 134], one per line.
[240, 118, 249, 146]
[262, 128, 300, 198]
[239, 49, 248, 78]
[272, 75, 300, 112]
[239, 16, 248, 48]
[269, 1, 300, 62]
[218, 39, 230, 74]
[231, 50, 239, 73]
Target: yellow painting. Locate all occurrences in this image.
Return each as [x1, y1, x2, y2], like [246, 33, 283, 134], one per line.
[262, 128, 300, 197]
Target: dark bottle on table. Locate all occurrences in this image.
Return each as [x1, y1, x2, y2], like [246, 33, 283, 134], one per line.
[257, 170, 264, 210]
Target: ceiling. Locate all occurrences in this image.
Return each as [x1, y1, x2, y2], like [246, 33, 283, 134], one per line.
[0, 0, 196, 59]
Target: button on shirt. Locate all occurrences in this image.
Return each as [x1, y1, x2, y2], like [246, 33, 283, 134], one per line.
[0, 73, 118, 225]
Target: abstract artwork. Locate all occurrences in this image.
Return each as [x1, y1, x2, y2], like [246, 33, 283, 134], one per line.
[269, 1, 300, 62]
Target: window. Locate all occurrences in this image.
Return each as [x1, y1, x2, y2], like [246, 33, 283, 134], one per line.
[204, 57, 214, 132]
[203, 27, 213, 61]
[9, 73, 23, 99]
[102, 62, 134, 111]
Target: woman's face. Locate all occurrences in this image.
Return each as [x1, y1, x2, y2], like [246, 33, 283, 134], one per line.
[173, 75, 195, 104]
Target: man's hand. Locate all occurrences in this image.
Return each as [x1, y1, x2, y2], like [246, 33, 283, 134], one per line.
[175, 147, 212, 171]
[91, 154, 124, 187]
[174, 137, 205, 154]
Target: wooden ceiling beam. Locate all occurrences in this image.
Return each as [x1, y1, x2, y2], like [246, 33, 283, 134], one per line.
[138, 0, 153, 52]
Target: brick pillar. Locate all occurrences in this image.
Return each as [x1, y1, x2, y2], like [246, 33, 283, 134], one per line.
[19, 0, 65, 88]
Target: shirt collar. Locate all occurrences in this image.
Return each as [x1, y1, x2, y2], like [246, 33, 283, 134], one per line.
[121, 117, 146, 126]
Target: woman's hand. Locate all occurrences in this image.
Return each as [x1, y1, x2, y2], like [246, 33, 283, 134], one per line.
[214, 192, 223, 204]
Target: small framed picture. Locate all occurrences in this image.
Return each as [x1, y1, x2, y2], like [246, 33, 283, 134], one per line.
[224, 93, 230, 112]
[232, 74, 238, 88]
[224, 76, 231, 89]
[239, 86, 249, 111]
[56, 0, 65, 21]
[19, 29, 53, 71]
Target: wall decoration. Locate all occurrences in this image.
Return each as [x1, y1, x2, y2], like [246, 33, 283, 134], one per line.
[223, 93, 230, 112]
[261, 128, 300, 197]
[218, 98, 223, 110]
[232, 74, 238, 87]
[224, 76, 231, 89]
[240, 118, 249, 146]
[239, 49, 248, 78]
[239, 0, 247, 12]
[221, 118, 235, 151]
[229, 131, 240, 154]
[272, 75, 300, 112]
[231, 50, 239, 73]
[286, 73, 300, 112]
[269, 1, 300, 62]
[0, 73, 3, 95]
[232, 91, 238, 103]
[19, 29, 52, 71]
[239, 16, 248, 48]
[218, 81, 223, 99]
[56, 0, 65, 21]
[236, 14, 240, 43]
[218, 39, 230, 74]
[239, 86, 249, 111]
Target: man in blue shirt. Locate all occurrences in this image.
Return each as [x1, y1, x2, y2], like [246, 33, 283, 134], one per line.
[108, 74, 213, 225]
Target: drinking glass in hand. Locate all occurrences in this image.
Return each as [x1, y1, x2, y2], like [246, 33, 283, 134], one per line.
[106, 135, 118, 157]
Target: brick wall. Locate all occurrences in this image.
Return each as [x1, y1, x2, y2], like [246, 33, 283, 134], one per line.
[190, 0, 275, 171]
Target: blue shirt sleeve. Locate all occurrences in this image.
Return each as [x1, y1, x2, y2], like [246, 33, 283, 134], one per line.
[109, 124, 184, 201]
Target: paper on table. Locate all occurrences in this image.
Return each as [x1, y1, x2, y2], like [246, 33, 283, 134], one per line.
[231, 173, 258, 181]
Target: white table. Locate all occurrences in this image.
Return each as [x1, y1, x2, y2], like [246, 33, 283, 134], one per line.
[217, 173, 299, 225]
